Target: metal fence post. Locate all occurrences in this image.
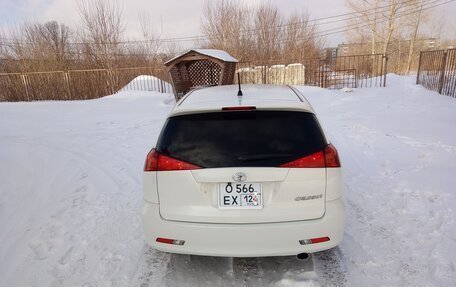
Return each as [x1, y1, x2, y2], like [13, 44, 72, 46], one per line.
[21, 74, 30, 101]
[382, 55, 388, 87]
[63, 72, 71, 100]
[437, 51, 448, 94]
[416, 51, 423, 85]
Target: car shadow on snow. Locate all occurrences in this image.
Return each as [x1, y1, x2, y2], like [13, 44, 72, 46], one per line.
[149, 247, 346, 287]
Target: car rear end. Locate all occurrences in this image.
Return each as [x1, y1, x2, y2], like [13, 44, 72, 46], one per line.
[142, 99, 345, 257]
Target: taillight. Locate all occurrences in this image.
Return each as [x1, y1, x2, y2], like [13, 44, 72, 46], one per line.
[279, 144, 341, 168]
[156, 237, 185, 245]
[280, 151, 325, 168]
[144, 148, 159, 171]
[299, 236, 330, 245]
[324, 144, 341, 167]
[157, 154, 201, 171]
[144, 148, 201, 171]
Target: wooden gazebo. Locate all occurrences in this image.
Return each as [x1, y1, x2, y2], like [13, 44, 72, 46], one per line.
[164, 49, 238, 100]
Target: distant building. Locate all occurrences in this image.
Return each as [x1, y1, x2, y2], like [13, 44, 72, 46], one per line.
[422, 38, 440, 50]
[333, 38, 441, 56]
[321, 47, 338, 66]
[337, 42, 370, 56]
[322, 47, 338, 59]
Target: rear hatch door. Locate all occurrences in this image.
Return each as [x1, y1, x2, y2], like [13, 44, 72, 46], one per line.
[156, 110, 327, 224]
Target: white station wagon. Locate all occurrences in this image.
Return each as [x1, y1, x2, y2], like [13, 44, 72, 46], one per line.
[142, 84, 345, 258]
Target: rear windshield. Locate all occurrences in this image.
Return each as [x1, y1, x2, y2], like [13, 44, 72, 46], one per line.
[156, 111, 326, 168]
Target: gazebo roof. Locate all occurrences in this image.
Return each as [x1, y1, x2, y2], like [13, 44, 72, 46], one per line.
[164, 49, 238, 66]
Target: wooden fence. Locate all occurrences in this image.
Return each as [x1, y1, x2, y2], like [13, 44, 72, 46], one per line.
[417, 49, 456, 97]
[0, 67, 172, 102]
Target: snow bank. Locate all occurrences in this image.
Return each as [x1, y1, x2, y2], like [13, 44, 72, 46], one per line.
[120, 75, 173, 94]
[0, 75, 455, 286]
[298, 74, 456, 286]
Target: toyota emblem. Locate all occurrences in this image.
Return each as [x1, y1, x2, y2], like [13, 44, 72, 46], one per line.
[232, 172, 246, 182]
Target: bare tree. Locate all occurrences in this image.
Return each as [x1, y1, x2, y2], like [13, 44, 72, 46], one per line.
[345, 0, 429, 74]
[0, 29, 9, 73]
[0, 30, 7, 58]
[381, 0, 404, 55]
[284, 11, 321, 61]
[76, 0, 125, 68]
[3, 21, 72, 71]
[253, 2, 283, 63]
[405, 0, 425, 74]
[138, 12, 161, 58]
[347, 0, 380, 54]
[346, 0, 405, 55]
[201, 0, 252, 61]
[33, 21, 71, 68]
[201, 0, 323, 63]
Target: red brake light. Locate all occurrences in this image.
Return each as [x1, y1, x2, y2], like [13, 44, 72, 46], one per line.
[156, 237, 185, 245]
[299, 236, 330, 245]
[222, 106, 256, 111]
[280, 144, 341, 168]
[310, 236, 330, 244]
[156, 237, 174, 244]
[157, 154, 201, 171]
[280, 151, 325, 168]
[144, 148, 201, 171]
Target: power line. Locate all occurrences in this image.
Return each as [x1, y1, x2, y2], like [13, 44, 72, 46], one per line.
[0, 0, 453, 47]
[230, 0, 446, 41]
[0, 0, 433, 44]
[298, 0, 455, 41]
[118, 0, 432, 43]
[196, 0, 450, 44]
[154, 0, 422, 42]
[147, 0, 443, 43]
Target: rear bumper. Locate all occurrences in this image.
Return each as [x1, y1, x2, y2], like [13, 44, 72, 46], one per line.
[141, 198, 345, 257]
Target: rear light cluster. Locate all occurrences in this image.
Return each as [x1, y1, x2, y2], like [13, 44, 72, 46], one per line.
[144, 144, 340, 171]
[299, 236, 330, 245]
[144, 149, 201, 171]
[280, 144, 341, 168]
[156, 237, 185, 245]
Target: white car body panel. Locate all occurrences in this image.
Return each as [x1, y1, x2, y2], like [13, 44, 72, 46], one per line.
[142, 197, 345, 257]
[156, 167, 326, 224]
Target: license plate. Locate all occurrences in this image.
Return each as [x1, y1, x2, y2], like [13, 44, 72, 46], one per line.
[218, 182, 262, 209]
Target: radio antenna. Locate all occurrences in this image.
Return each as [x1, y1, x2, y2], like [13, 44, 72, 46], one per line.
[237, 73, 243, 96]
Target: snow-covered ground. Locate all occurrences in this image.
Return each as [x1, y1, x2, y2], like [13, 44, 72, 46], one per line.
[0, 75, 455, 286]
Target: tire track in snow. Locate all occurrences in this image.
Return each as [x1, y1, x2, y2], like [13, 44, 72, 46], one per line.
[2, 133, 146, 286]
[327, 118, 456, 285]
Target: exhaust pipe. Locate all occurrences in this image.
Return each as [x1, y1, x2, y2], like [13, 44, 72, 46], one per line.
[296, 252, 310, 261]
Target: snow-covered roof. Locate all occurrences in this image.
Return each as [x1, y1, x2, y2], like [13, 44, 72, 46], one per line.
[287, 63, 304, 67]
[165, 49, 238, 65]
[193, 49, 238, 62]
